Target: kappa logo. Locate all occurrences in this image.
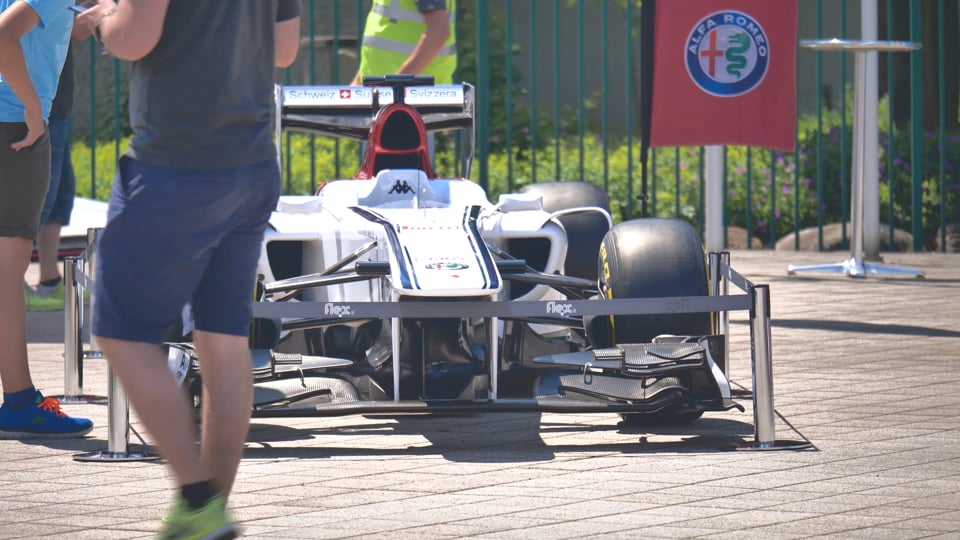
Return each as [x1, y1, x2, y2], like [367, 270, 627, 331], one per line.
[323, 303, 355, 317]
[388, 179, 414, 195]
[546, 301, 576, 317]
[686, 11, 770, 97]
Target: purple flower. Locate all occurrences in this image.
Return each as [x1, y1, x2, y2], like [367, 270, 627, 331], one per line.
[782, 185, 791, 194]
[774, 210, 782, 219]
[736, 166, 745, 174]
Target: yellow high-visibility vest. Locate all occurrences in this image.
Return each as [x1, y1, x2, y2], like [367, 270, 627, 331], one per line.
[357, 0, 457, 85]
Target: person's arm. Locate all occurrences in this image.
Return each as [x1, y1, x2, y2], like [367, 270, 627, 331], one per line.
[79, 0, 169, 61]
[274, 1, 301, 68]
[0, 1, 43, 150]
[70, 2, 96, 41]
[395, 8, 449, 76]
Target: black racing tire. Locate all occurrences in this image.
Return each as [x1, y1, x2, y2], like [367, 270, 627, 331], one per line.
[519, 181, 611, 282]
[597, 218, 711, 344]
[595, 218, 711, 425]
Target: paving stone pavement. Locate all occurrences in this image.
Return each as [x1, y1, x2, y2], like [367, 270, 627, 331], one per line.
[5, 250, 960, 539]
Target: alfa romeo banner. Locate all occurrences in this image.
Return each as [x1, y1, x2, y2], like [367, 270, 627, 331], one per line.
[642, 0, 798, 151]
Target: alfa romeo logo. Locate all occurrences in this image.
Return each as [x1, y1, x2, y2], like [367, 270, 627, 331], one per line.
[685, 11, 769, 97]
[425, 262, 469, 271]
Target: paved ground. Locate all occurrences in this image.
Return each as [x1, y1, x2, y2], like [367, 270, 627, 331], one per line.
[4, 250, 960, 539]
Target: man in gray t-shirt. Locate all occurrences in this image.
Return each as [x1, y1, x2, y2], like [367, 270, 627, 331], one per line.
[77, 1, 301, 536]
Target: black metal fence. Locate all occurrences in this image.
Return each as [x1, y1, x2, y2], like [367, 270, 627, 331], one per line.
[70, 0, 959, 252]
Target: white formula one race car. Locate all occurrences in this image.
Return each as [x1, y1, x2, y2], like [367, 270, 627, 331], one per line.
[169, 76, 743, 426]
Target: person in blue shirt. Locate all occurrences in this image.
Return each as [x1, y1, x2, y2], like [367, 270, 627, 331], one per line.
[0, 0, 93, 439]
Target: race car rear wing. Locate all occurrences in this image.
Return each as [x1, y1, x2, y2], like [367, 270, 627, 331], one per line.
[274, 82, 476, 177]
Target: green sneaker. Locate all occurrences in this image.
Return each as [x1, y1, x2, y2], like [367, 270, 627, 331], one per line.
[25, 281, 88, 312]
[24, 284, 65, 312]
[159, 496, 237, 540]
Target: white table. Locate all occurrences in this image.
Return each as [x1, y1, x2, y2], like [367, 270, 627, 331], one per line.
[787, 39, 924, 278]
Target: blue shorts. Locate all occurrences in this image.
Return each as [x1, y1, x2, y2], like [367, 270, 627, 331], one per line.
[40, 117, 75, 226]
[93, 156, 281, 343]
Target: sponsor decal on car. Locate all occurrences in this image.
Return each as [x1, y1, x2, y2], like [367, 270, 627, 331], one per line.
[424, 261, 469, 271]
[546, 301, 576, 317]
[323, 303, 355, 317]
[388, 179, 414, 194]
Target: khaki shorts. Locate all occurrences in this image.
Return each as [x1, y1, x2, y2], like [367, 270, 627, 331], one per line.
[0, 122, 51, 240]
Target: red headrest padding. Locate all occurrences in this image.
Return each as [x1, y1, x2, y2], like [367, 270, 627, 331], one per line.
[355, 104, 436, 179]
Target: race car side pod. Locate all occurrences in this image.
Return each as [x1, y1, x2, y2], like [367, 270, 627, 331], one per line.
[62, 229, 158, 463]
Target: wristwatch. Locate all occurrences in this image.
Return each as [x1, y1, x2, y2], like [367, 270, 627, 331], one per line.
[93, 3, 117, 45]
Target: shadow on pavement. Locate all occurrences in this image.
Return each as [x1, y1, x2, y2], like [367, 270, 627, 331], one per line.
[241, 414, 769, 462]
[763, 318, 960, 338]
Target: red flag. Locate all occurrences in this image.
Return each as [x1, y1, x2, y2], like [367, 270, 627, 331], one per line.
[647, 0, 798, 151]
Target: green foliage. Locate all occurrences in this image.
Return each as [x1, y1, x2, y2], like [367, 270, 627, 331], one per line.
[74, 105, 959, 252]
[453, 1, 531, 153]
[72, 137, 127, 200]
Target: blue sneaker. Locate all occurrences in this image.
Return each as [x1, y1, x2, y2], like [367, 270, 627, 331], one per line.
[0, 392, 94, 439]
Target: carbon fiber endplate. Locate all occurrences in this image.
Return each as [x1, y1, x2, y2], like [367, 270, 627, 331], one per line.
[254, 376, 359, 409]
[556, 373, 686, 402]
[620, 342, 706, 376]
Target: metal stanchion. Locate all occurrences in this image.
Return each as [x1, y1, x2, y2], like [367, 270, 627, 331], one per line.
[74, 366, 158, 462]
[708, 252, 721, 335]
[709, 251, 750, 400]
[84, 228, 103, 358]
[718, 251, 731, 381]
[736, 284, 811, 451]
[751, 285, 775, 446]
[52, 257, 106, 404]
